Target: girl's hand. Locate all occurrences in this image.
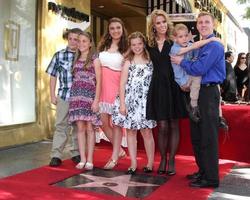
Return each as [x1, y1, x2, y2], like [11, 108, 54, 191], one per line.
[119, 103, 127, 116]
[91, 100, 99, 113]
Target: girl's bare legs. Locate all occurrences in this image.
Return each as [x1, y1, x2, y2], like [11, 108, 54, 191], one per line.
[104, 125, 122, 169]
[86, 122, 95, 164]
[76, 121, 87, 168]
[141, 128, 155, 169]
[100, 113, 113, 143]
[101, 113, 125, 156]
[127, 129, 137, 169]
[111, 125, 123, 161]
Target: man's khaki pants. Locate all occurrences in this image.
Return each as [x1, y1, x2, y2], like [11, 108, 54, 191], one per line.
[50, 97, 79, 159]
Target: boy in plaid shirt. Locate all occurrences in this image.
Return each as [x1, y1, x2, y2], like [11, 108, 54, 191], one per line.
[46, 28, 82, 167]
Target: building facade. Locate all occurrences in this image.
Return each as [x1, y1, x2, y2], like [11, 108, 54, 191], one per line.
[0, 0, 248, 148]
[0, 0, 90, 148]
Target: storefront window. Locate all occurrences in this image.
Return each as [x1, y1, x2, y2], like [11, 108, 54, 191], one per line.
[0, 0, 36, 126]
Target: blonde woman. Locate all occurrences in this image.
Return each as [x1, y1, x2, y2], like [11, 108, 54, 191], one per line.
[146, 10, 187, 175]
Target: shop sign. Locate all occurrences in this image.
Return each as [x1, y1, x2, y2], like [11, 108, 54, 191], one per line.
[48, 2, 89, 23]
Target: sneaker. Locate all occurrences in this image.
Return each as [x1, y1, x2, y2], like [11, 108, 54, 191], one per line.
[49, 157, 62, 167]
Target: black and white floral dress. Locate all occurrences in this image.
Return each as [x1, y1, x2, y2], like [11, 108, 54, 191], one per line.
[112, 62, 157, 130]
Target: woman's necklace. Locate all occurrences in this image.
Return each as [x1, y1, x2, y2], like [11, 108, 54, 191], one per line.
[157, 40, 165, 45]
[157, 39, 165, 52]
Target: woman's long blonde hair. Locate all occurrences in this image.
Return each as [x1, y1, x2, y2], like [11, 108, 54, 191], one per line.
[147, 9, 173, 47]
[73, 32, 95, 72]
[124, 31, 150, 62]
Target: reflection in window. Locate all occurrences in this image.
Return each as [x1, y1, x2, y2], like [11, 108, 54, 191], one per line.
[0, 0, 36, 126]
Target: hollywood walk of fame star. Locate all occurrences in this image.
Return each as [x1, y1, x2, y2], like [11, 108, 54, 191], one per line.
[72, 173, 160, 196]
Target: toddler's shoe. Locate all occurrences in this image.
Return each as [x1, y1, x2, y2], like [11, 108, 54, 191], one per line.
[219, 116, 229, 132]
[189, 105, 200, 123]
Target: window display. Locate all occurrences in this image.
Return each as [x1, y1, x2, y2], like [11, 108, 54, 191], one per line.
[0, 0, 36, 126]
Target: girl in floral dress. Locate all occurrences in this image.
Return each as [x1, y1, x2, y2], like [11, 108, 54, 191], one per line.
[68, 32, 101, 170]
[112, 32, 156, 174]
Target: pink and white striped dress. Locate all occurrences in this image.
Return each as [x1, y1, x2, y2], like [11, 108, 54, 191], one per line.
[68, 56, 101, 126]
[99, 51, 124, 114]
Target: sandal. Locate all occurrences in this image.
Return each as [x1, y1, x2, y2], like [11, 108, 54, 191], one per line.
[85, 162, 94, 170]
[75, 162, 86, 169]
[118, 149, 127, 159]
[103, 159, 117, 170]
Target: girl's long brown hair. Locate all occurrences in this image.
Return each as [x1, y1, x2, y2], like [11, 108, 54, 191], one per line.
[98, 17, 128, 54]
[73, 32, 95, 73]
[147, 9, 173, 47]
[124, 31, 150, 62]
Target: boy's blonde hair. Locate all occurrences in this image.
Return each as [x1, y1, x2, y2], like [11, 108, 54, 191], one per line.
[172, 23, 188, 37]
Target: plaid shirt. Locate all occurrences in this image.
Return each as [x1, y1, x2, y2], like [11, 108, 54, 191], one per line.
[46, 47, 75, 101]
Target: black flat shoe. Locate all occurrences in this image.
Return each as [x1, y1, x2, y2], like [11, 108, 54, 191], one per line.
[186, 172, 203, 180]
[189, 179, 219, 188]
[49, 157, 62, 167]
[157, 159, 167, 175]
[143, 166, 153, 173]
[166, 170, 176, 176]
[157, 170, 166, 175]
[126, 167, 136, 175]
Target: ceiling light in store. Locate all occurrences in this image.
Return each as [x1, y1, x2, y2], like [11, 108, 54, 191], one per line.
[98, 5, 104, 8]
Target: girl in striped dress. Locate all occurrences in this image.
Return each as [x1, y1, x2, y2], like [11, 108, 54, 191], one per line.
[68, 32, 101, 170]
